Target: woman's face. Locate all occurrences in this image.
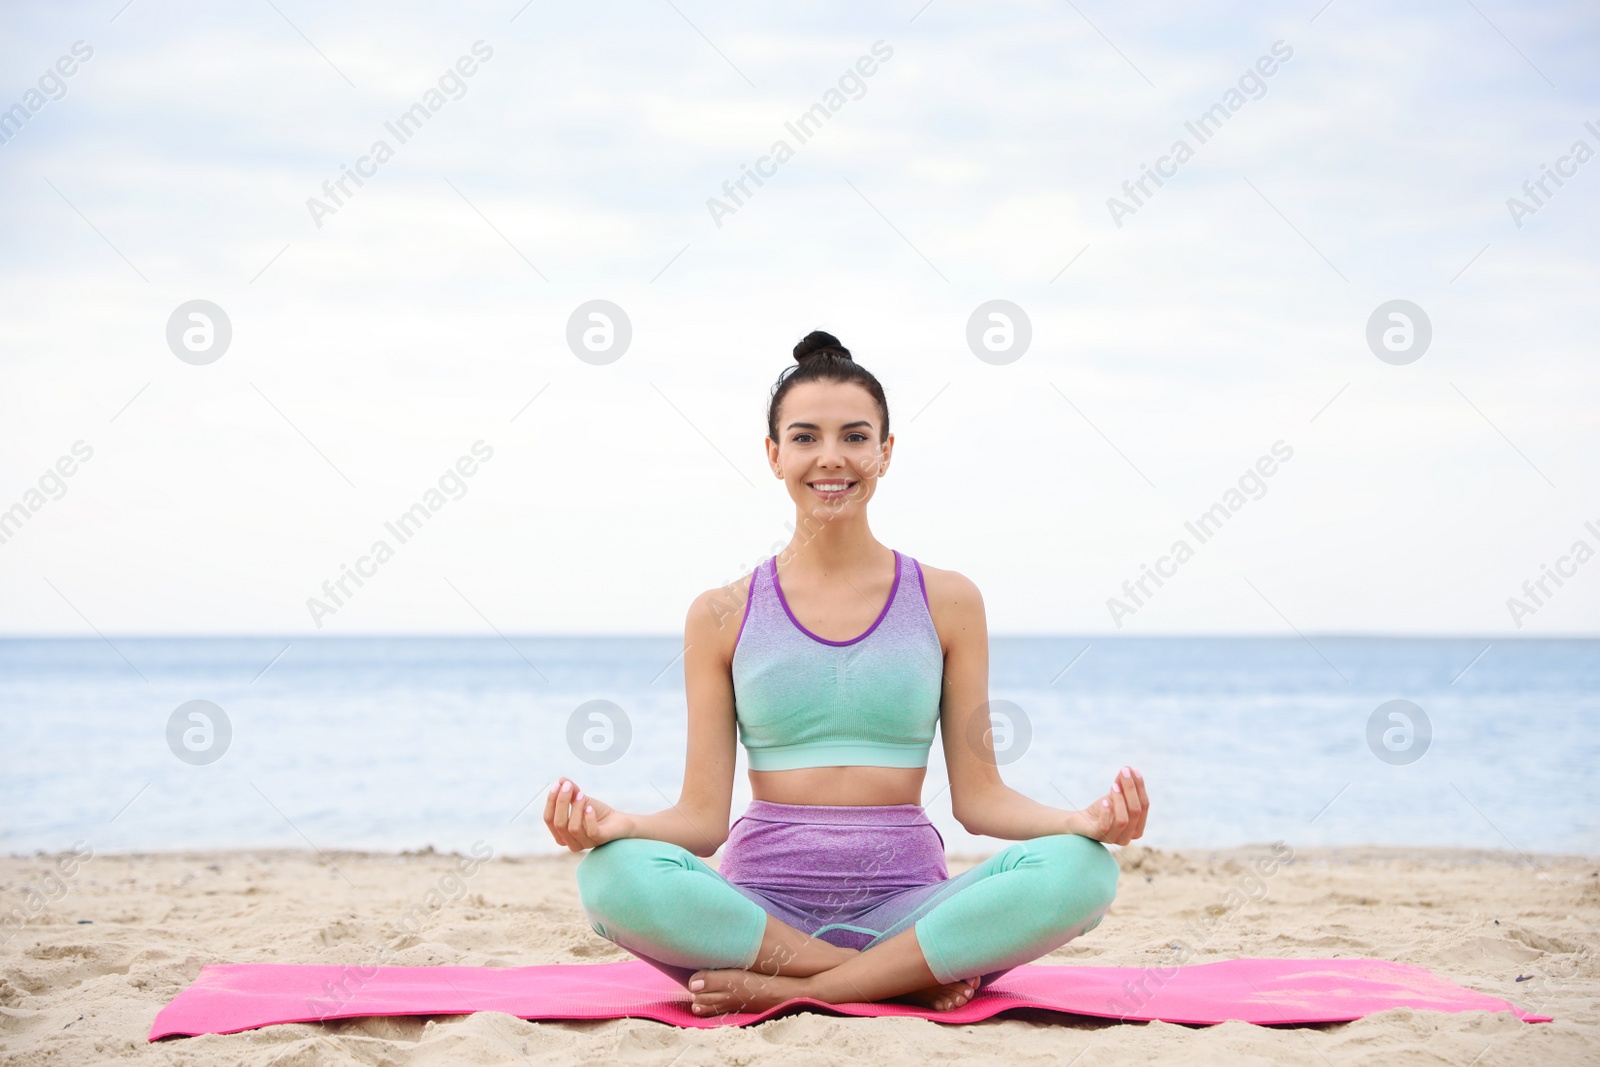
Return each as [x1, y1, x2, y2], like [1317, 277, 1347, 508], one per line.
[767, 379, 892, 517]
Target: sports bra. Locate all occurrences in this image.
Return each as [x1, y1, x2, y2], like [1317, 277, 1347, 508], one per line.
[730, 549, 944, 770]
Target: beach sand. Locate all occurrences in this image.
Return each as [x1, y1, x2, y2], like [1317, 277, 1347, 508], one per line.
[1, 844, 1595, 1065]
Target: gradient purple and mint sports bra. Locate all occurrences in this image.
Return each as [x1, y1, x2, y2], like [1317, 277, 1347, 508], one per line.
[730, 549, 944, 771]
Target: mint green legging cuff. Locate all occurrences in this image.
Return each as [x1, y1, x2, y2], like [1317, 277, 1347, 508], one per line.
[575, 838, 768, 971]
[574, 832, 1118, 985]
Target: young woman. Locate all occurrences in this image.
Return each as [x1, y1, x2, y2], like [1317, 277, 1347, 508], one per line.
[544, 330, 1149, 1017]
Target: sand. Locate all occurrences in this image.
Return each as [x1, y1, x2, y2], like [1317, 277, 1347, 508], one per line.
[1, 843, 1595, 1066]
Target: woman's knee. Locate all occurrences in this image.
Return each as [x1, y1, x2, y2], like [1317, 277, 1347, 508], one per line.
[575, 839, 767, 970]
[1033, 833, 1120, 918]
[575, 837, 688, 929]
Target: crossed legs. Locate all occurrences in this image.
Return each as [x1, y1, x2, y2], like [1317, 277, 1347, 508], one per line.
[576, 833, 1119, 1015]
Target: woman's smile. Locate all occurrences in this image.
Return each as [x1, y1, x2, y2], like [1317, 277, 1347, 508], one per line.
[807, 479, 858, 500]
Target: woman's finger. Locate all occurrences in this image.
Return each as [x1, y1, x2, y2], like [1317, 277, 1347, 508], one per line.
[1109, 782, 1131, 844]
[560, 782, 585, 847]
[583, 803, 602, 845]
[544, 780, 569, 846]
[576, 799, 601, 851]
[1120, 767, 1143, 822]
[557, 786, 583, 850]
[1092, 795, 1113, 840]
[567, 788, 590, 845]
[1129, 768, 1149, 839]
[542, 779, 560, 825]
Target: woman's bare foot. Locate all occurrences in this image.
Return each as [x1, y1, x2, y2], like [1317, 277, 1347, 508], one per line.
[688, 968, 810, 1015]
[891, 975, 980, 1012]
[687, 969, 979, 1016]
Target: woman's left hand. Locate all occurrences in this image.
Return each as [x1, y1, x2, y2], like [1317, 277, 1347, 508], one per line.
[1075, 766, 1148, 846]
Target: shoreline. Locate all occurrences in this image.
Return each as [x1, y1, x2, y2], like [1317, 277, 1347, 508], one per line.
[7, 842, 1595, 863]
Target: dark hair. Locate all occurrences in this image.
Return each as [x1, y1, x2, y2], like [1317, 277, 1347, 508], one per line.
[766, 330, 890, 444]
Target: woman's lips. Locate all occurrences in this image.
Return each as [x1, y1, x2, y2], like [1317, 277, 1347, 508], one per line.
[808, 480, 856, 500]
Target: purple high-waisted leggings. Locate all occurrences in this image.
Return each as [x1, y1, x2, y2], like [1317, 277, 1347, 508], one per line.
[718, 800, 952, 950]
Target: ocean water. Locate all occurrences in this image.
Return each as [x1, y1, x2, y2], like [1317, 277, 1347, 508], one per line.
[1, 637, 1596, 858]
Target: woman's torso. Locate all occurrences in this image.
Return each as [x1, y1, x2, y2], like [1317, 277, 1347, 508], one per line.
[722, 547, 946, 806]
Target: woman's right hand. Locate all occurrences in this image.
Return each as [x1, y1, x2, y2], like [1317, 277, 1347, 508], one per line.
[1072, 766, 1148, 846]
[543, 777, 634, 852]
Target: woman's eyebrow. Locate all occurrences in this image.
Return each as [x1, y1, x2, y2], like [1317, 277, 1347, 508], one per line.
[785, 420, 874, 431]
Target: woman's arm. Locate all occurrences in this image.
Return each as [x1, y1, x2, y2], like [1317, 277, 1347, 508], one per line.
[623, 585, 740, 854]
[545, 585, 742, 857]
[932, 567, 1148, 844]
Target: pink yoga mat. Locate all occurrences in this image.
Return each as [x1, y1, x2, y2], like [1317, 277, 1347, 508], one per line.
[148, 958, 1551, 1038]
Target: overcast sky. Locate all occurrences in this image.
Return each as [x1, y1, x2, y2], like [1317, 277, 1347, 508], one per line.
[1, 1, 1596, 637]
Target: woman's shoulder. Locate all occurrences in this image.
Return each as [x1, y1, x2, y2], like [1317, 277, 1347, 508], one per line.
[908, 558, 985, 642]
[910, 558, 983, 605]
[686, 563, 763, 655]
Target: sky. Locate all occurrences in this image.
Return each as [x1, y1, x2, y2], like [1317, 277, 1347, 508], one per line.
[1, 0, 1597, 637]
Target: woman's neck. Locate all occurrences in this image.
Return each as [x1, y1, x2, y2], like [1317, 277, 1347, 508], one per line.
[777, 513, 888, 576]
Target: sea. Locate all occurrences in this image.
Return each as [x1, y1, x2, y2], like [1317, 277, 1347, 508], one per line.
[2, 636, 1596, 858]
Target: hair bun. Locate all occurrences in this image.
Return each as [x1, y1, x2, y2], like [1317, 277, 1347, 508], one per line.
[794, 330, 851, 364]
